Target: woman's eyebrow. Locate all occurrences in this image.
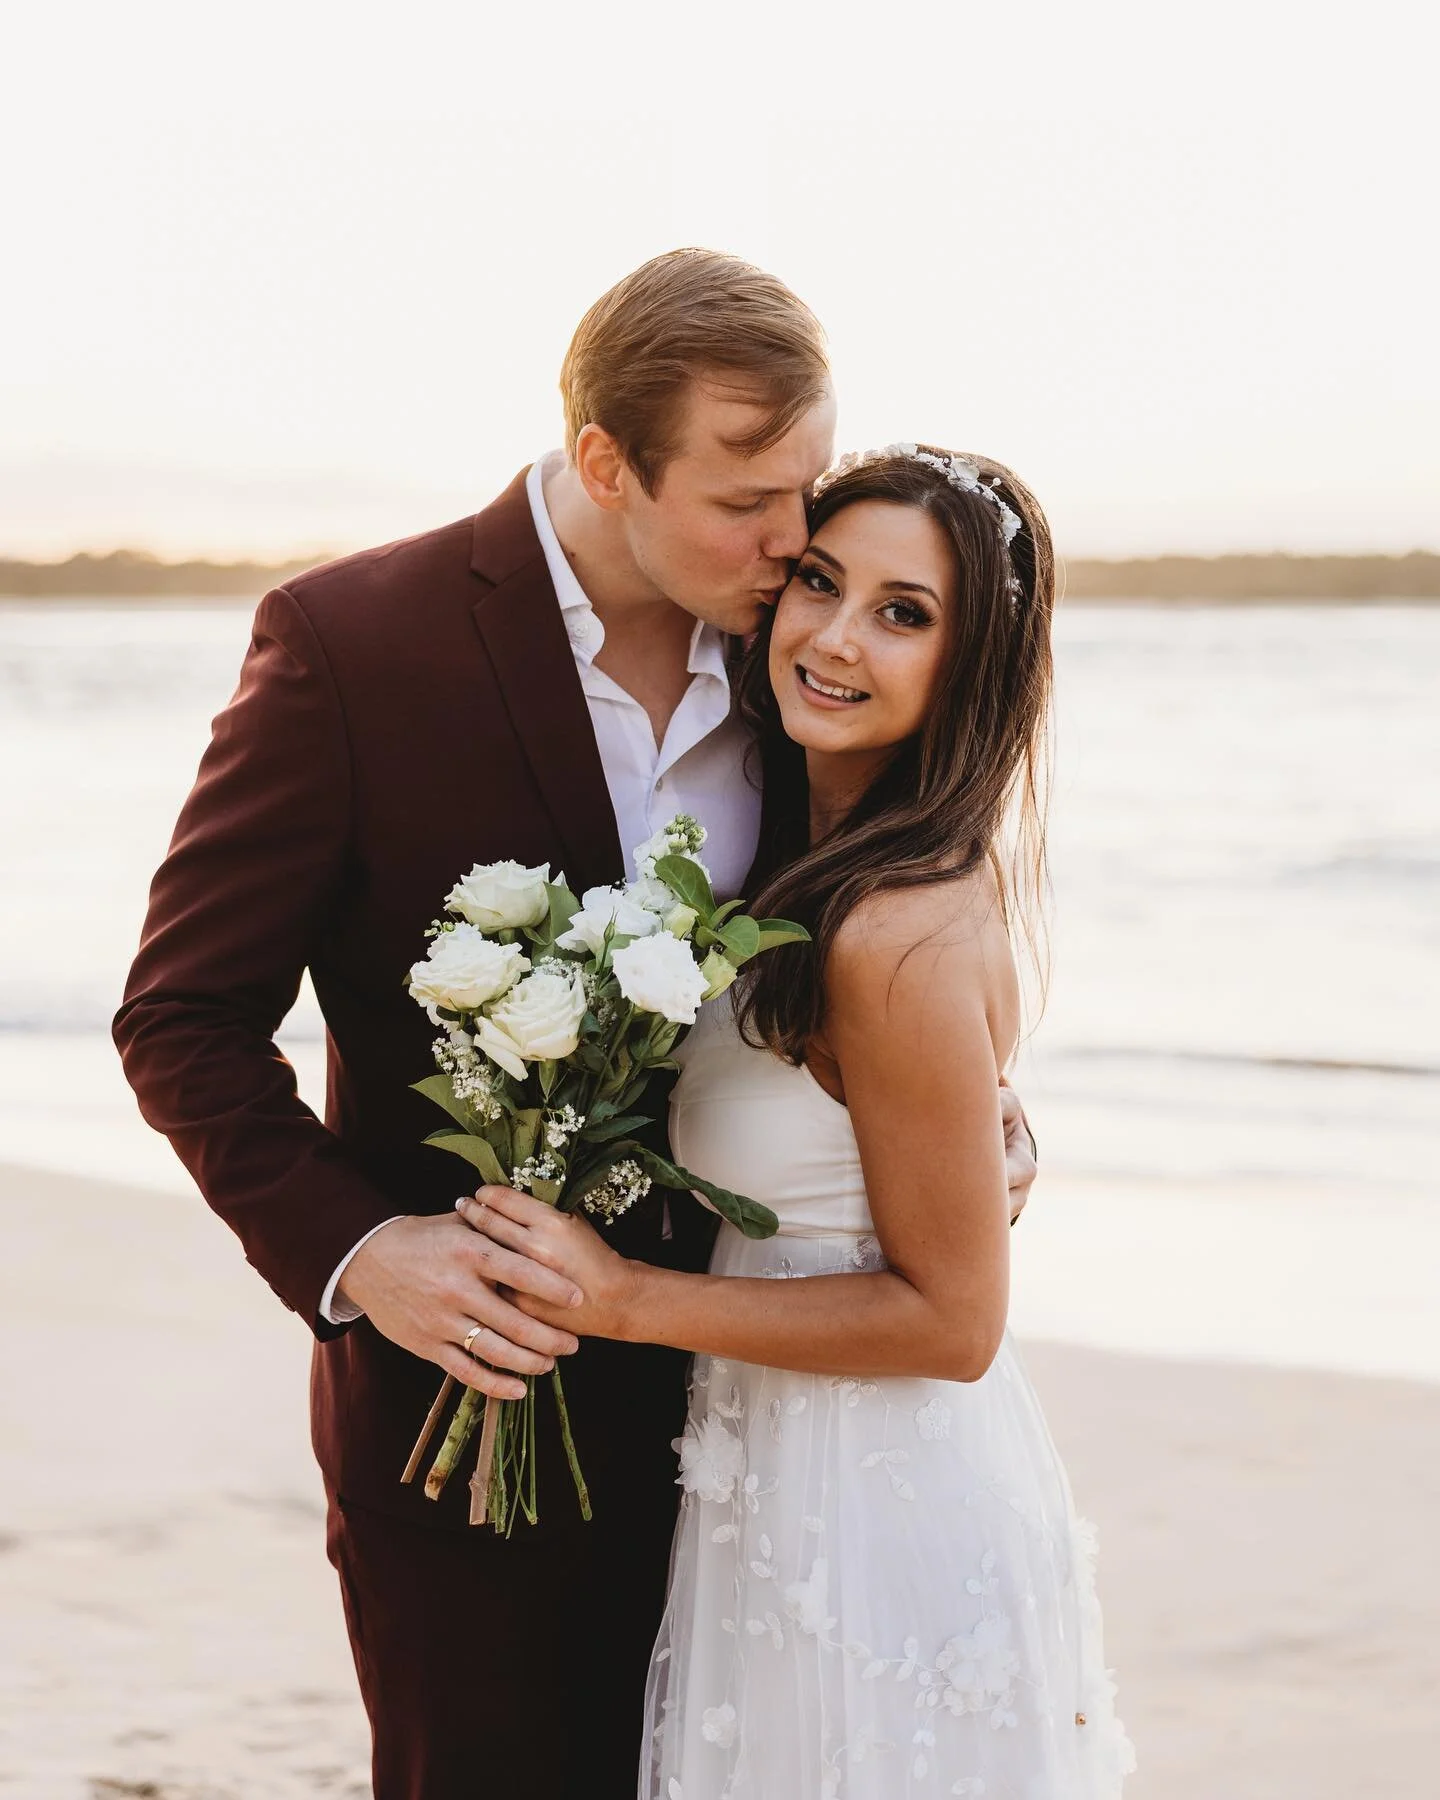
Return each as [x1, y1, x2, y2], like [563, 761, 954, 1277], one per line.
[881, 578, 941, 603]
[804, 544, 846, 574]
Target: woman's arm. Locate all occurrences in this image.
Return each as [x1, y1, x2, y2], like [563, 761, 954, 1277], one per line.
[464, 881, 1018, 1382]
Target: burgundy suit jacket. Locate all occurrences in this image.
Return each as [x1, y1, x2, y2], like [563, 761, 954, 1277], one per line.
[114, 471, 727, 1532]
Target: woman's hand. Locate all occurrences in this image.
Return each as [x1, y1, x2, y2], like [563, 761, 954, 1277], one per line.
[453, 1186, 642, 1341]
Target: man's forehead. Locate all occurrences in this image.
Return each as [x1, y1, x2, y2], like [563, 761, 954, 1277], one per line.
[675, 382, 836, 486]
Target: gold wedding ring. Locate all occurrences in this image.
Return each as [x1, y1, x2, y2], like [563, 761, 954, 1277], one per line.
[462, 1323, 484, 1357]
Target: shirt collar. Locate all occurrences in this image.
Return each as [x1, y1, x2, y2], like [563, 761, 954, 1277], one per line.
[526, 452, 603, 661]
[526, 450, 731, 685]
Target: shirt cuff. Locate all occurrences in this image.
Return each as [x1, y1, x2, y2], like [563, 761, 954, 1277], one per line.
[319, 1216, 406, 1324]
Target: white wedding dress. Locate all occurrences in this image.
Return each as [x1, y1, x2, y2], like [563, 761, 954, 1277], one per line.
[640, 996, 1134, 1800]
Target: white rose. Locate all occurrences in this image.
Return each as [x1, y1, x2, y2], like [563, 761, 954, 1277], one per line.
[612, 932, 707, 1024]
[407, 926, 530, 1021]
[446, 860, 550, 931]
[472, 966, 588, 1081]
[556, 885, 662, 958]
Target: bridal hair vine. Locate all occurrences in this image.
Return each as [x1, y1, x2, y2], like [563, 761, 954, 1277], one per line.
[816, 443, 1024, 546]
[814, 443, 1027, 603]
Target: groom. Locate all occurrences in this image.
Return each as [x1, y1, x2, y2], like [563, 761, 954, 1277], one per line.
[115, 250, 1038, 1799]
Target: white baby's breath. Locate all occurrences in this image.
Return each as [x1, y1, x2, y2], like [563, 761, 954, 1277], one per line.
[581, 1158, 652, 1225]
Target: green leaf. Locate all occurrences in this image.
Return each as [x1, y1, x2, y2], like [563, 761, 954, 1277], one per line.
[511, 1107, 543, 1168]
[606, 1142, 779, 1239]
[717, 915, 761, 962]
[636, 1018, 682, 1063]
[539, 1059, 561, 1100]
[546, 881, 581, 940]
[410, 1073, 472, 1130]
[754, 918, 812, 952]
[579, 1111, 653, 1144]
[529, 1178, 563, 1206]
[653, 853, 717, 922]
[424, 1130, 509, 1186]
[710, 898, 745, 927]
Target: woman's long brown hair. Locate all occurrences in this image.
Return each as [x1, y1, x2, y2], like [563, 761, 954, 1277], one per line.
[733, 448, 1055, 1064]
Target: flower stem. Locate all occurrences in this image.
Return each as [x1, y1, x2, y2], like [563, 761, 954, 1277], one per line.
[424, 1385, 483, 1500]
[402, 1374, 456, 1484]
[468, 1393, 502, 1525]
[551, 1365, 592, 1521]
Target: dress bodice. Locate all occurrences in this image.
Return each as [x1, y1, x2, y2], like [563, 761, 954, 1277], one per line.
[669, 993, 873, 1239]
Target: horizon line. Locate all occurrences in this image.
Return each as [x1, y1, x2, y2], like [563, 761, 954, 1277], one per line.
[4, 546, 1439, 603]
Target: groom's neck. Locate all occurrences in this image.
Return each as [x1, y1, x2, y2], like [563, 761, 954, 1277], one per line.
[542, 459, 697, 745]
[543, 461, 669, 624]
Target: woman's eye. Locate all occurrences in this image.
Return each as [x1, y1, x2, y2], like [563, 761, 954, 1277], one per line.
[880, 599, 933, 627]
[796, 563, 838, 596]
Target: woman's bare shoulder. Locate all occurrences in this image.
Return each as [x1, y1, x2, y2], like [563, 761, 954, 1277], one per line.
[825, 865, 1019, 1060]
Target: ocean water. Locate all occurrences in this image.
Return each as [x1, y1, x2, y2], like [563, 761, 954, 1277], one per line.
[2, 600, 1437, 1377]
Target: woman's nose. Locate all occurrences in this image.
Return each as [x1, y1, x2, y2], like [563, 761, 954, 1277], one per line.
[811, 612, 860, 662]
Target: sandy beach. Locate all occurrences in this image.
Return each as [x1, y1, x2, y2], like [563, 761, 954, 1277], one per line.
[2, 1158, 1436, 1799]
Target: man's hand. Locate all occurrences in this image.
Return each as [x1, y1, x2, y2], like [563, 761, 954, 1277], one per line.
[337, 1211, 584, 1401]
[1000, 1081, 1037, 1225]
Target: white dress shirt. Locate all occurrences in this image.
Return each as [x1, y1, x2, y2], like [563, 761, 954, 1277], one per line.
[319, 454, 763, 1323]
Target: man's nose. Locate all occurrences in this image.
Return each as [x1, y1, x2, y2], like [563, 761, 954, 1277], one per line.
[760, 494, 810, 562]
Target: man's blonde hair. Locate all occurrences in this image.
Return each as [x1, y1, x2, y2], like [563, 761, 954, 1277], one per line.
[560, 249, 830, 495]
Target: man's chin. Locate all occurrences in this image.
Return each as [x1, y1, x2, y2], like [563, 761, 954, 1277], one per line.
[721, 592, 778, 635]
[668, 589, 773, 638]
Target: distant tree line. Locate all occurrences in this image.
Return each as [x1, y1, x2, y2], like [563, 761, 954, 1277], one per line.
[2, 546, 1438, 601]
[1060, 551, 1440, 601]
[0, 550, 318, 597]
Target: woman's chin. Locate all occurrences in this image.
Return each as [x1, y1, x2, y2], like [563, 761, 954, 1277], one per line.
[774, 694, 868, 754]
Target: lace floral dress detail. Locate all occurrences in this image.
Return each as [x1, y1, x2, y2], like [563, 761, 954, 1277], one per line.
[641, 998, 1134, 1800]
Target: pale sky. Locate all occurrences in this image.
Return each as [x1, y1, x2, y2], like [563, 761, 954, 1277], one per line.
[2, 0, 1435, 561]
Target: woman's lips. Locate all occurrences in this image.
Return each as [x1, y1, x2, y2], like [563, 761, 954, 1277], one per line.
[795, 664, 869, 706]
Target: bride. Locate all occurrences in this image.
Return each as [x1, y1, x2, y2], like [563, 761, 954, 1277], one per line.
[458, 445, 1135, 1798]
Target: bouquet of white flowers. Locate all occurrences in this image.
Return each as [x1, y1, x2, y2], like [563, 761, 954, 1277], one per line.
[399, 815, 808, 1531]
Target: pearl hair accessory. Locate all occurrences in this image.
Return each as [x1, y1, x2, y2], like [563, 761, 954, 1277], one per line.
[816, 443, 1023, 546]
[814, 443, 1027, 602]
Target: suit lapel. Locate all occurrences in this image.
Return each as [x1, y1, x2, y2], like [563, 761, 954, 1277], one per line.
[469, 470, 625, 893]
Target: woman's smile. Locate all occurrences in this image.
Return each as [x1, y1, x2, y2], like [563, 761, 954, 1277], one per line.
[795, 664, 871, 706]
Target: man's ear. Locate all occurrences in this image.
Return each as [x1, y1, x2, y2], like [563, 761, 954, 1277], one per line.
[573, 424, 630, 513]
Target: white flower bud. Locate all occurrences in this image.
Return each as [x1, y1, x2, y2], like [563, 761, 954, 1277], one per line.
[698, 949, 739, 999]
[663, 904, 699, 939]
